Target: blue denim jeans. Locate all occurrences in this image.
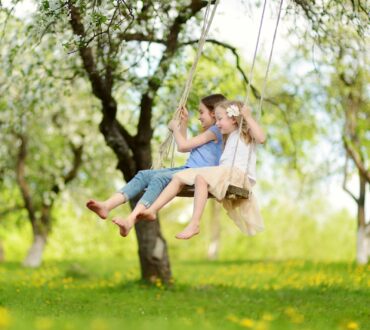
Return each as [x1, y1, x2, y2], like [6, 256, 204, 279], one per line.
[118, 166, 186, 207]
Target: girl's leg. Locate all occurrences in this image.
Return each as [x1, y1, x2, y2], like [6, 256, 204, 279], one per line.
[112, 202, 147, 237]
[112, 176, 182, 236]
[137, 176, 185, 221]
[118, 169, 160, 200]
[112, 171, 185, 237]
[176, 175, 209, 239]
[86, 193, 126, 219]
[138, 167, 184, 208]
[86, 168, 171, 219]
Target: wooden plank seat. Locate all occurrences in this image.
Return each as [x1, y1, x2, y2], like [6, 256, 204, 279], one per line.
[176, 184, 250, 200]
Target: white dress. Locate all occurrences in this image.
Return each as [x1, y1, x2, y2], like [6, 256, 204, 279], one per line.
[174, 131, 264, 236]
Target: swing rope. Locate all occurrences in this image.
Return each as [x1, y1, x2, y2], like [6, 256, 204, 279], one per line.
[153, 0, 220, 169]
[228, 0, 268, 184]
[228, 0, 284, 189]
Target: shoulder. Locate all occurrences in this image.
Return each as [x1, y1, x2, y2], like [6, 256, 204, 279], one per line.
[207, 125, 222, 141]
[209, 125, 223, 139]
[207, 125, 220, 135]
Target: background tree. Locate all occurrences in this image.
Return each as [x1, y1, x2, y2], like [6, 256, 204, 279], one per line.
[283, 0, 369, 263]
[31, 0, 227, 283]
[0, 13, 106, 267]
[2, 0, 367, 274]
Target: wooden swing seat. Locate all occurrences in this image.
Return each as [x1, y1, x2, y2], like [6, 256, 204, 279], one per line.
[176, 184, 250, 200]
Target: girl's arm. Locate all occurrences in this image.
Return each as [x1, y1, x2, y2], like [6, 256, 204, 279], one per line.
[178, 106, 189, 138]
[241, 105, 266, 144]
[168, 119, 217, 152]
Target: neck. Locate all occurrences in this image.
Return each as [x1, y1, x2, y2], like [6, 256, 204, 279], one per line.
[229, 128, 238, 135]
[203, 123, 213, 130]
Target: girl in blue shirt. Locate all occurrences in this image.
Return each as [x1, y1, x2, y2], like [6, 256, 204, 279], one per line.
[86, 94, 225, 236]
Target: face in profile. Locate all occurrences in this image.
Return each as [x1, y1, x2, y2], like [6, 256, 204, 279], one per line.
[215, 107, 237, 134]
[198, 102, 216, 128]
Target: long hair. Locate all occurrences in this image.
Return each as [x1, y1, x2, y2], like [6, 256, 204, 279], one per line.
[216, 100, 253, 144]
[201, 93, 227, 113]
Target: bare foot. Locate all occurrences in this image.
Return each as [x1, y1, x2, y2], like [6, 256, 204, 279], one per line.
[86, 199, 109, 219]
[112, 217, 134, 237]
[137, 209, 157, 221]
[175, 223, 200, 240]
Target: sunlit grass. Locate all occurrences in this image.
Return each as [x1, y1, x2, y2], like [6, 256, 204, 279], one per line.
[0, 258, 369, 330]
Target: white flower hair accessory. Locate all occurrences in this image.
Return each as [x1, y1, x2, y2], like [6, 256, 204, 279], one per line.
[226, 104, 240, 117]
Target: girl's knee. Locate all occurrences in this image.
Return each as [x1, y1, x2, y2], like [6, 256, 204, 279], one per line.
[136, 170, 147, 178]
[172, 176, 184, 186]
[195, 175, 207, 185]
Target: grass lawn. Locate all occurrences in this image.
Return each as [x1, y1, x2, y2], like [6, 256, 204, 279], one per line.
[0, 258, 369, 330]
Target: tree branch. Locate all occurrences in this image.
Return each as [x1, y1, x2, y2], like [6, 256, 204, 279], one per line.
[118, 32, 165, 44]
[342, 152, 358, 202]
[15, 134, 37, 224]
[68, 1, 110, 108]
[180, 38, 262, 100]
[51, 142, 83, 196]
[343, 138, 370, 184]
[137, 0, 208, 147]
[68, 1, 137, 178]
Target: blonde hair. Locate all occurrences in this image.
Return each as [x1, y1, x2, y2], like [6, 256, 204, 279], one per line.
[215, 100, 252, 144]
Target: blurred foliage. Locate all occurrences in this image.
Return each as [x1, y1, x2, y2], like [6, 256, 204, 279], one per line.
[1, 191, 355, 262]
[0, 0, 368, 265]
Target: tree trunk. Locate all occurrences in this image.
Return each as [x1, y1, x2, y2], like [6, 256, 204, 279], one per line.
[135, 222, 172, 283]
[66, 1, 211, 283]
[98, 119, 172, 283]
[130, 198, 171, 283]
[357, 226, 368, 264]
[15, 124, 82, 269]
[208, 200, 221, 260]
[23, 233, 47, 268]
[356, 173, 368, 264]
[23, 206, 52, 268]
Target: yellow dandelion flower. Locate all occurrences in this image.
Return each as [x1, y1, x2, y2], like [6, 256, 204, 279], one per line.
[112, 271, 122, 283]
[0, 307, 12, 329]
[346, 321, 359, 330]
[240, 318, 254, 328]
[226, 314, 239, 323]
[255, 321, 269, 330]
[284, 307, 304, 324]
[284, 307, 296, 316]
[291, 314, 304, 324]
[196, 307, 205, 315]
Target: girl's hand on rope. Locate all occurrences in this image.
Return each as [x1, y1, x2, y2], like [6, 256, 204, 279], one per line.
[180, 106, 189, 122]
[168, 119, 181, 132]
[241, 104, 252, 119]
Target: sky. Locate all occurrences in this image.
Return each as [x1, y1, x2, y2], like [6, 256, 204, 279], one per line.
[2, 0, 367, 218]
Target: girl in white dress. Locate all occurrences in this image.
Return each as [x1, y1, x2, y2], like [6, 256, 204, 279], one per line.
[140, 100, 266, 239]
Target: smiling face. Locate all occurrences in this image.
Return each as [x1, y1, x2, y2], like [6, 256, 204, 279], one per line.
[198, 102, 216, 129]
[215, 106, 237, 134]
